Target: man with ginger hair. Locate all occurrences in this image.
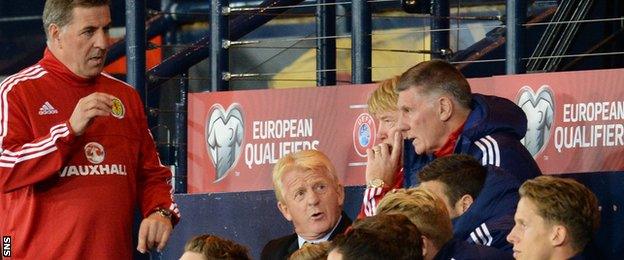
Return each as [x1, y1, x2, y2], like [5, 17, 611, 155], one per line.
[507, 176, 600, 260]
[377, 188, 511, 260]
[359, 76, 405, 218]
[327, 213, 424, 260]
[261, 150, 351, 260]
[180, 234, 251, 260]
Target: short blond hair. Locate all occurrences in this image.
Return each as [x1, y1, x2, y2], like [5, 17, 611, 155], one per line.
[376, 188, 453, 248]
[272, 150, 339, 203]
[288, 242, 330, 260]
[519, 176, 600, 252]
[367, 76, 400, 116]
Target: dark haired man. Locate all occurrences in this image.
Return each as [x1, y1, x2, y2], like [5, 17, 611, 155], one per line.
[418, 154, 519, 251]
[0, 0, 179, 258]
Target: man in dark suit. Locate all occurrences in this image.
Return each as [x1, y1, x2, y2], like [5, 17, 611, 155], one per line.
[261, 150, 352, 260]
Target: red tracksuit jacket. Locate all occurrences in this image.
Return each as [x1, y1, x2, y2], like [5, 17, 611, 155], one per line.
[0, 49, 180, 259]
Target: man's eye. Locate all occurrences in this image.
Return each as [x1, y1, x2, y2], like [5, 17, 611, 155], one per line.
[315, 184, 327, 193]
[294, 190, 305, 200]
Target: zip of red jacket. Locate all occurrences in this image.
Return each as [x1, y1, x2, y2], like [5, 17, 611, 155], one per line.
[0, 49, 180, 259]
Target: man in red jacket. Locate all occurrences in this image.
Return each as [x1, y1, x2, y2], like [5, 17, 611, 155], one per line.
[0, 0, 179, 258]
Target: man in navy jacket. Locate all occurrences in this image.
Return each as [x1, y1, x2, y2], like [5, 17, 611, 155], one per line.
[418, 154, 519, 252]
[377, 188, 512, 260]
[396, 60, 541, 187]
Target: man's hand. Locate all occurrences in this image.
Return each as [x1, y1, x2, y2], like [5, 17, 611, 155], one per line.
[365, 129, 403, 185]
[69, 92, 115, 136]
[137, 212, 173, 253]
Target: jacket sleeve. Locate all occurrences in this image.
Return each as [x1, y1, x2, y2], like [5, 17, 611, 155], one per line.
[357, 168, 404, 219]
[136, 108, 180, 224]
[466, 220, 514, 252]
[471, 134, 541, 183]
[0, 85, 76, 193]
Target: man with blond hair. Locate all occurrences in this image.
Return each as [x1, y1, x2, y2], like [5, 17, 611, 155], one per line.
[261, 150, 351, 260]
[507, 176, 600, 260]
[360, 76, 405, 218]
[377, 188, 511, 260]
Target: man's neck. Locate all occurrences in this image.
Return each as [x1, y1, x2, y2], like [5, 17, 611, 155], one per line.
[550, 246, 580, 260]
[433, 117, 467, 157]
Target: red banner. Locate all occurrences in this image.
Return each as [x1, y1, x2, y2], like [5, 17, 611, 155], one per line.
[188, 68, 624, 193]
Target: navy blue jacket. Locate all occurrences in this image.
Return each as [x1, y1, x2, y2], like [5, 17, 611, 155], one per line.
[433, 238, 513, 260]
[452, 166, 520, 252]
[404, 94, 542, 187]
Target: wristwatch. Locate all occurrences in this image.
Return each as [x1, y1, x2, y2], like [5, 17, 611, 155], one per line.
[367, 178, 386, 188]
[151, 207, 173, 220]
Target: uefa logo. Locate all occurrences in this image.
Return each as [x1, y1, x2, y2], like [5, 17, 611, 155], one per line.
[353, 113, 376, 157]
[205, 103, 245, 182]
[515, 85, 555, 157]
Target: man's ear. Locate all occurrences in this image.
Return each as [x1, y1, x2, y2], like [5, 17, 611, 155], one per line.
[455, 194, 474, 215]
[337, 183, 345, 207]
[48, 23, 62, 47]
[277, 201, 292, 221]
[550, 225, 567, 247]
[438, 96, 454, 122]
[421, 235, 433, 258]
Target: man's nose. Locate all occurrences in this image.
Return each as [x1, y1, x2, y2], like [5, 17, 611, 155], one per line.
[94, 30, 109, 50]
[376, 128, 387, 141]
[306, 190, 320, 205]
[506, 227, 518, 244]
[397, 118, 410, 132]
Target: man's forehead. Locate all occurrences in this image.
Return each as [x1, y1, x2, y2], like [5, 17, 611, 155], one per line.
[518, 197, 542, 218]
[378, 111, 398, 120]
[68, 6, 111, 25]
[283, 169, 332, 186]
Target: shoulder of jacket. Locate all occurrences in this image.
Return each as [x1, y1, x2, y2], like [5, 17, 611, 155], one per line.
[1, 65, 49, 93]
[100, 72, 135, 90]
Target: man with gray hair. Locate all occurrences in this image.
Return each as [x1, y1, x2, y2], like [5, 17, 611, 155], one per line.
[0, 0, 179, 258]
[396, 60, 541, 187]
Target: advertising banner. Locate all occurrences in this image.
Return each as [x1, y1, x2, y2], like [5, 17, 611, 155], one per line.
[188, 68, 624, 193]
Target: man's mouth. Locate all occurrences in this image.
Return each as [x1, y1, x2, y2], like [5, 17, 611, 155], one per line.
[88, 56, 103, 64]
[310, 212, 324, 220]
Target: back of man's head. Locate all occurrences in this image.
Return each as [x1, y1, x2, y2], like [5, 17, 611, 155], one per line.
[328, 214, 423, 260]
[376, 188, 453, 249]
[418, 154, 486, 212]
[182, 234, 250, 260]
[289, 242, 331, 260]
[43, 0, 111, 40]
[368, 76, 400, 116]
[520, 176, 600, 252]
[396, 60, 472, 109]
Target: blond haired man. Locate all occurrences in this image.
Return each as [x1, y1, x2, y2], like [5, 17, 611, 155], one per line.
[507, 176, 600, 260]
[377, 188, 511, 260]
[360, 76, 405, 218]
[261, 150, 351, 260]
